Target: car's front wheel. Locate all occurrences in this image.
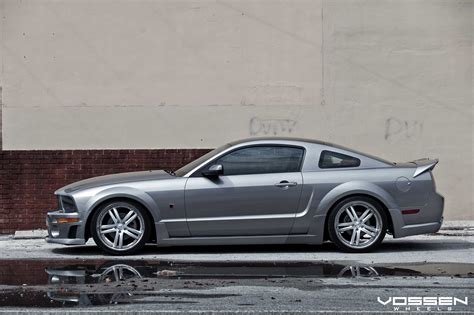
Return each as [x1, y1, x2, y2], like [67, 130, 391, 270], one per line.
[91, 200, 150, 255]
[328, 196, 387, 253]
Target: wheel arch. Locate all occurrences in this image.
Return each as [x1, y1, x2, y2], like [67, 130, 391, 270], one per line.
[316, 182, 397, 240]
[322, 193, 394, 241]
[84, 189, 159, 242]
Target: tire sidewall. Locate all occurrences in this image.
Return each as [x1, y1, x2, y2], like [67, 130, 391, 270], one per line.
[328, 196, 387, 253]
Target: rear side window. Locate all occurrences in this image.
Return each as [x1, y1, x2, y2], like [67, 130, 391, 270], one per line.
[319, 150, 360, 169]
[214, 146, 304, 176]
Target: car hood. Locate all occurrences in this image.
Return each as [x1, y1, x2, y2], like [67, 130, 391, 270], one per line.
[57, 170, 174, 194]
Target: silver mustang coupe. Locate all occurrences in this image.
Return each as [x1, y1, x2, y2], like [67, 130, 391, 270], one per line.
[46, 137, 444, 254]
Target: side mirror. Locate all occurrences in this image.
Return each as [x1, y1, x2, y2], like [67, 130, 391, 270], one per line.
[202, 164, 223, 178]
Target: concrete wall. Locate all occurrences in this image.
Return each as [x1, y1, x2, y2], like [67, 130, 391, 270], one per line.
[0, 0, 472, 219]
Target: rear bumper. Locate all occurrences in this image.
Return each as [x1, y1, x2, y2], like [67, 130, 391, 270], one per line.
[45, 210, 86, 245]
[395, 221, 442, 238]
[391, 192, 444, 238]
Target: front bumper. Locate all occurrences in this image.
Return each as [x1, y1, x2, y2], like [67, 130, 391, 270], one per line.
[46, 210, 86, 245]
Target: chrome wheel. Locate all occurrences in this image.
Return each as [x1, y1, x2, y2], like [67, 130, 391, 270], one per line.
[99, 264, 142, 282]
[334, 201, 382, 250]
[96, 203, 145, 251]
[338, 265, 379, 278]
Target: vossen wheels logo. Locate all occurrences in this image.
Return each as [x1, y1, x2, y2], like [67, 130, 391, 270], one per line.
[377, 296, 468, 312]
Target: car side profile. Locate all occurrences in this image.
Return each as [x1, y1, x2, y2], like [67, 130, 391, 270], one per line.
[46, 137, 444, 254]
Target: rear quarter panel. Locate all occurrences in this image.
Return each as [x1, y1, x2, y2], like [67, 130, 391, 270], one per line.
[293, 167, 436, 235]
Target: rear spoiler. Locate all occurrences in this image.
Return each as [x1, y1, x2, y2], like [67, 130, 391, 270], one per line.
[411, 158, 439, 178]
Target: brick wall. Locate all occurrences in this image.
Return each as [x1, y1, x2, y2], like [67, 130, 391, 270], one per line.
[0, 259, 107, 285]
[0, 149, 211, 234]
[0, 259, 108, 307]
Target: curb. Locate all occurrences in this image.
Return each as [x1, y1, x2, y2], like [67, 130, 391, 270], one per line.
[13, 229, 48, 239]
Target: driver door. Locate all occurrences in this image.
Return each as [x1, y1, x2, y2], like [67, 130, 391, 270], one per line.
[184, 145, 304, 237]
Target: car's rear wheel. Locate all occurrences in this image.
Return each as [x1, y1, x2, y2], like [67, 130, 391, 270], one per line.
[328, 196, 387, 253]
[91, 201, 150, 255]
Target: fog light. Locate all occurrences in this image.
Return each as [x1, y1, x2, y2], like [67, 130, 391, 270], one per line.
[56, 218, 80, 224]
[51, 229, 60, 238]
[50, 275, 60, 283]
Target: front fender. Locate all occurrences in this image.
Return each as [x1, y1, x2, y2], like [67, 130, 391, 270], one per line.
[84, 186, 161, 223]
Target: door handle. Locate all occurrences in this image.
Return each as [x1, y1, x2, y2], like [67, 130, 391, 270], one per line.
[274, 180, 298, 188]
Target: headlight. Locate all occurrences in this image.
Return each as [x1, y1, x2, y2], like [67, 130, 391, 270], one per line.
[58, 195, 77, 213]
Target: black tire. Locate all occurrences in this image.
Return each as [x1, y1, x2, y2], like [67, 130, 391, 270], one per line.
[91, 200, 151, 255]
[328, 196, 387, 253]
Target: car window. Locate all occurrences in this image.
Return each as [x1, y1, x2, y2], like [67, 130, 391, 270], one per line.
[319, 150, 360, 169]
[205, 146, 304, 176]
[174, 143, 231, 177]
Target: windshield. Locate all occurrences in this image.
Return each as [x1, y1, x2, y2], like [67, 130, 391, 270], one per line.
[174, 143, 231, 177]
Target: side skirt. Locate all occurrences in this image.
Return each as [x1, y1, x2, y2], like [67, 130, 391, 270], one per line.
[155, 234, 323, 247]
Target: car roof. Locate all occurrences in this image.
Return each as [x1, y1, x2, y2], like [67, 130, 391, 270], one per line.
[228, 137, 328, 146]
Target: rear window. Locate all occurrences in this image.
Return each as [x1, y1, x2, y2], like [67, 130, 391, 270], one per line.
[319, 150, 361, 169]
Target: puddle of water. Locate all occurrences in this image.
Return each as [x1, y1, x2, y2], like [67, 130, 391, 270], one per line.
[0, 290, 228, 308]
[0, 260, 472, 308]
[0, 260, 472, 286]
[0, 290, 65, 308]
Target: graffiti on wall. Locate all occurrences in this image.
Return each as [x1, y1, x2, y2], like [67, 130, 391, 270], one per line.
[385, 117, 423, 140]
[249, 117, 297, 136]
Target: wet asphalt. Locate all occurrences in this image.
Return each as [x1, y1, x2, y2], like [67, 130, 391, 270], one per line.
[0, 232, 473, 313]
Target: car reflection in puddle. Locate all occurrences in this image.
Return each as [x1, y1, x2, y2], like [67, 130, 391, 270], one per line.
[43, 262, 378, 306]
[46, 263, 144, 306]
[1, 260, 472, 307]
